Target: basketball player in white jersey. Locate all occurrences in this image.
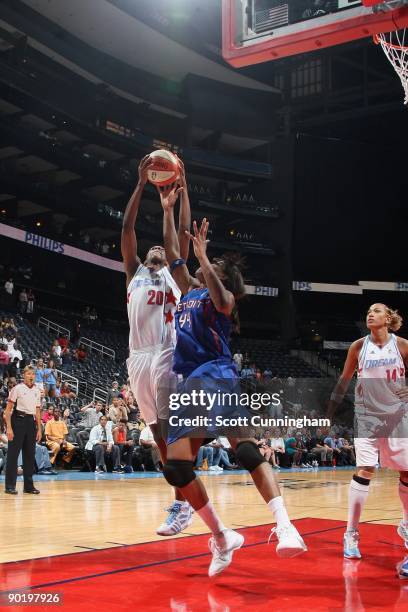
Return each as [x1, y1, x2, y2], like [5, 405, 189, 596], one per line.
[328, 304, 408, 578]
[121, 155, 193, 535]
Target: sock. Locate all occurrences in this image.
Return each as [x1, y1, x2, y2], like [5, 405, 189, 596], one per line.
[399, 480, 408, 524]
[347, 479, 369, 532]
[197, 501, 226, 537]
[268, 496, 290, 527]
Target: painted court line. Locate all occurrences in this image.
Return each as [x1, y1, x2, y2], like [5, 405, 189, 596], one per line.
[0, 519, 348, 594]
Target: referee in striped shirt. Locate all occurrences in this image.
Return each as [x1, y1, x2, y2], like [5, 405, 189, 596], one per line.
[4, 365, 42, 494]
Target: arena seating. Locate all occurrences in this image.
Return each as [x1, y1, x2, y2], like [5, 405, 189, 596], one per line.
[230, 337, 322, 378]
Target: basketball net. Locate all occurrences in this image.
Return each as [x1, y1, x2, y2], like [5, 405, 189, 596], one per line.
[375, 28, 408, 104]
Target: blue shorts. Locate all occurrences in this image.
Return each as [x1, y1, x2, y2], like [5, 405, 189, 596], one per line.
[167, 359, 248, 444]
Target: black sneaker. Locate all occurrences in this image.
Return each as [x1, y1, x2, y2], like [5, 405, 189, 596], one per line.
[23, 488, 40, 494]
[5, 488, 18, 495]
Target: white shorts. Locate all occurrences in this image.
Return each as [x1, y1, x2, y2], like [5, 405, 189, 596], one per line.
[126, 345, 176, 425]
[354, 437, 408, 470]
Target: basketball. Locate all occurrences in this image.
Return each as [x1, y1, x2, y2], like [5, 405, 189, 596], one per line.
[147, 149, 179, 186]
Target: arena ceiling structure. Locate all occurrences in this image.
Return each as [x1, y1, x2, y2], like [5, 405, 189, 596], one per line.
[0, 0, 406, 321]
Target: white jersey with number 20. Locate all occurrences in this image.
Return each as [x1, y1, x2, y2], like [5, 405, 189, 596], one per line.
[127, 264, 181, 351]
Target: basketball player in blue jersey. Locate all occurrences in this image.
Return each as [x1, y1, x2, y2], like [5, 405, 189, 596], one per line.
[328, 304, 408, 578]
[158, 187, 307, 577]
[121, 155, 194, 536]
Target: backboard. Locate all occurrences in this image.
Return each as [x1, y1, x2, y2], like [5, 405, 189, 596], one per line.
[222, 0, 408, 67]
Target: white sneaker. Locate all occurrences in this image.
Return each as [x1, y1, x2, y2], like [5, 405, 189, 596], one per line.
[209, 466, 218, 471]
[270, 523, 307, 558]
[397, 522, 408, 549]
[156, 502, 193, 536]
[208, 529, 244, 577]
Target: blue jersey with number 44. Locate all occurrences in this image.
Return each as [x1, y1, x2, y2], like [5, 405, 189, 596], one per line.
[173, 287, 233, 377]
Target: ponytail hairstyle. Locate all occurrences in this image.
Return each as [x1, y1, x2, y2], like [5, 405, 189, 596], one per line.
[384, 305, 403, 332]
[213, 253, 246, 333]
[212, 253, 246, 300]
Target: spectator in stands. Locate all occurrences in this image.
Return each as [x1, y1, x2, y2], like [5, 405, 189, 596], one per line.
[255, 368, 263, 381]
[43, 359, 58, 398]
[211, 438, 238, 470]
[4, 278, 14, 306]
[285, 433, 304, 468]
[241, 364, 254, 379]
[112, 419, 134, 472]
[26, 288, 35, 315]
[85, 415, 122, 473]
[82, 306, 91, 322]
[263, 368, 272, 379]
[307, 429, 333, 466]
[62, 407, 73, 426]
[34, 358, 45, 392]
[119, 384, 129, 401]
[18, 288, 28, 314]
[61, 347, 72, 372]
[338, 437, 356, 465]
[50, 340, 62, 365]
[79, 400, 103, 429]
[139, 425, 161, 471]
[196, 444, 214, 471]
[233, 349, 243, 373]
[324, 432, 343, 465]
[45, 407, 76, 466]
[58, 334, 69, 351]
[107, 381, 121, 405]
[0, 344, 9, 381]
[109, 397, 128, 424]
[60, 381, 76, 400]
[5, 357, 20, 381]
[126, 397, 142, 431]
[42, 404, 54, 424]
[89, 307, 98, 325]
[71, 320, 81, 344]
[75, 344, 87, 362]
[295, 431, 312, 468]
[5, 332, 16, 355]
[33, 444, 58, 475]
[257, 435, 273, 463]
[8, 341, 22, 368]
[270, 429, 285, 467]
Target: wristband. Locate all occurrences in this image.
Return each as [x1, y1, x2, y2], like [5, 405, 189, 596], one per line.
[170, 258, 186, 273]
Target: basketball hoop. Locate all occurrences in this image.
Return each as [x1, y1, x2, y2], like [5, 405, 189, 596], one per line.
[375, 28, 408, 104]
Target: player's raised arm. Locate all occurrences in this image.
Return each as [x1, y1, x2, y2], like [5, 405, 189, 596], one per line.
[121, 156, 153, 286]
[159, 185, 191, 295]
[187, 220, 235, 316]
[327, 339, 363, 420]
[176, 157, 191, 262]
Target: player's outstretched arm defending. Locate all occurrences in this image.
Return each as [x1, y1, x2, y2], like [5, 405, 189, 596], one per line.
[186, 220, 235, 316]
[121, 155, 154, 287]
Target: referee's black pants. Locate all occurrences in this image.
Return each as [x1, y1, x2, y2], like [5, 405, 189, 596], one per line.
[5, 412, 36, 490]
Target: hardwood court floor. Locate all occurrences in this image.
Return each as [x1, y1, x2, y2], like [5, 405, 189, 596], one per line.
[0, 467, 402, 564]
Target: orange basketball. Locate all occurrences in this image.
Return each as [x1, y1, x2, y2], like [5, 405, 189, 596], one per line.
[147, 149, 180, 186]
